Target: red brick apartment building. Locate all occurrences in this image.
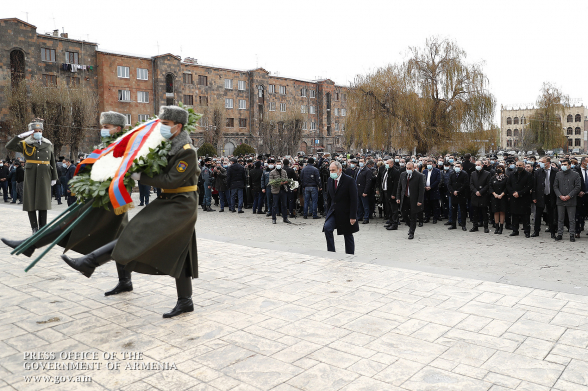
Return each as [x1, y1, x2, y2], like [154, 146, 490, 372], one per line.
[0, 18, 348, 156]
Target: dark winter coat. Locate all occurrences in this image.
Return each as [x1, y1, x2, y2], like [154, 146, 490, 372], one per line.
[447, 170, 470, 200]
[396, 170, 425, 213]
[469, 169, 490, 207]
[422, 167, 441, 200]
[506, 169, 533, 215]
[324, 173, 360, 235]
[226, 162, 246, 190]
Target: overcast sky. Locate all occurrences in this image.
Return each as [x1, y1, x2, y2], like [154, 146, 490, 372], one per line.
[4, 0, 587, 122]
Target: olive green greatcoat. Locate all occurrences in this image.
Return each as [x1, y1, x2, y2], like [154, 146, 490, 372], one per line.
[6, 135, 58, 212]
[112, 133, 200, 279]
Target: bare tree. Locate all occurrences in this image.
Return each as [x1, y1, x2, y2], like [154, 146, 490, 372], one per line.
[258, 109, 303, 156]
[197, 101, 224, 149]
[525, 83, 569, 150]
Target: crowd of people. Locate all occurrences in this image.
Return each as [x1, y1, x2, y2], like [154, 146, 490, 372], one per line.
[196, 151, 588, 241]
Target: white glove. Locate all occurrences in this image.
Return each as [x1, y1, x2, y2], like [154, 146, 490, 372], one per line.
[131, 172, 141, 181]
[18, 130, 34, 138]
[51, 180, 56, 186]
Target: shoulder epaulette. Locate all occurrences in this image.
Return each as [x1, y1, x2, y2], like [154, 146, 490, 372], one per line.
[183, 144, 191, 150]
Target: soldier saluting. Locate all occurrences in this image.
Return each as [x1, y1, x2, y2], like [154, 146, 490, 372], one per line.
[61, 106, 201, 318]
[5, 119, 58, 233]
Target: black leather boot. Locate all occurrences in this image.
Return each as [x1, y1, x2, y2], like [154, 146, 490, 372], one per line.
[1, 223, 64, 258]
[498, 224, 504, 234]
[469, 223, 478, 232]
[61, 240, 117, 278]
[105, 263, 133, 296]
[163, 271, 193, 318]
[483, 222, 489, 234]
[38, 210, 47, 228]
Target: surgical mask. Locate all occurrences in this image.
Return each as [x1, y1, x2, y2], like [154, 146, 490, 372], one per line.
[160, 124, 175, 139]
[490, 160, 495, 164]
[330, 172, 338, 179]
[454, 167, 461, 173]
[350, 164, 355, 168]
[476, 166, 482, 171]
[406, 169, 413, 175]
[268, 164, 274, 169]
[276, 165, 282, 170]
[444, 166, 449, 170]
[449, 159, 454, 163]
[509, 164, 515, 170]
[33, 132, 42, 140]
[359, 162, 364, 167]
[562, 165, 568, 171]
[438, 161, 443, 165]
[223, 165, 228, 168]
[395, 159, 399, 163]
[400, 163, 405, 167]
[100, 129, 111, 138]
[524, 159, 527, 163]
[385, 164, 390, 169]
[411, 159, 416, 163]
[427, 164, 432, 170]
[571, 164, 576, 168]
[539, 162, 545, 169]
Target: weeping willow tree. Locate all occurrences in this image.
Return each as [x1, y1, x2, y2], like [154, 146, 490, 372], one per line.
[525, 83, 569, 150]
[346, 37, 496, 154]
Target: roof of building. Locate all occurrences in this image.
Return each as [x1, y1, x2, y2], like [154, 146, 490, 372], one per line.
[0, 18, 98, 45]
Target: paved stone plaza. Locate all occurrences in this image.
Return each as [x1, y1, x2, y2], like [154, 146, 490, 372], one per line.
[1, 198, 588, 390]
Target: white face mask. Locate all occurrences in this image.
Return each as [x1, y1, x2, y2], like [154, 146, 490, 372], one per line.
[406, 169, 413, 175]
[268, 164, 274, 169]
[100, 128, 111, 138]
[276, 165, 282, 170]
[400, 163, 406, 167]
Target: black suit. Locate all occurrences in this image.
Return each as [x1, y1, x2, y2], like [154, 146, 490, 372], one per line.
[382, 167, 400, 227]
[533, 167, 558, 235]
[576, 166, 588, 233]
[396, 171, 425, 235]
[507, 169, 533, 234]
[448, 170, 469, 227]
[323, 173, 360, 254]
[355, 166, 373, 221]
[470, 170, 491, 229]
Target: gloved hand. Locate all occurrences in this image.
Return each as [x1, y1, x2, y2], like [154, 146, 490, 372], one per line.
[18, 130, 34, 138]
[51, 180, 56, 186]
[131, 172, 141, 181]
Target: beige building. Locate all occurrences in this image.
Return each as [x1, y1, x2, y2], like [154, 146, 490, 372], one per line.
[500, 104, 588, 152]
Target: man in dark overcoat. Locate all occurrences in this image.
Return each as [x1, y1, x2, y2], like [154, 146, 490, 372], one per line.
[383, 159, 401, 231]
[422, 160, 441, 224]
[506, 160, 533, 237]
[469, 160, 491, 233]
[323, 161, 359, 254]
[447, 162, 470, 231]
[396, 162, 425, 239]
[532, 157, 558, 238]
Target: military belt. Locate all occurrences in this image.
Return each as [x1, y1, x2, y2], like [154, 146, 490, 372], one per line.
[161, 185, 198, 194]
[26, 160, 49, 165]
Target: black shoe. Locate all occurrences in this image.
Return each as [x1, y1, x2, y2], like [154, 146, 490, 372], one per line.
[61, 254, 99, 278]
[418, 222, 423, 227]
[408, 233, 414, 240]
[570, 235, 576, 242]
[462, 226, 467, 231]
[498, 225, 504, 235]
[551, 233, 556, 239]
[231, 210, 236, 213]
[530, 232, 539, 237]
[1, 238, 35, 257]
[509, 232, 519, 237]
[494, 227, 500, 234]
[469, 226, 478, 232]
[32, 227, 38, 234]
[252, 211, 257, 214]
[545, 227, 551, 233]
[272, 219, 277, 224]
[219, 209, 224, 212]
[303, 215, 307, 219]
[555, 235, 562, 241]
[424, 219, 430, 223]
[138, 203, 144, 206]
[104, 280, 133, 296]
[163, 298, 194, 318]
[525, 233, 530, 238]
[386, 225, 398, 231]
[283, 219, 292, 224]
[444, 221, 453, 226]
[362, 220, 369, 224]
[484, 227, 489, 233]
[238, 210, 244, 214]
[313, 216, 321, 219]
[448, 225, 457, 230]
[432, 220, 437, 224]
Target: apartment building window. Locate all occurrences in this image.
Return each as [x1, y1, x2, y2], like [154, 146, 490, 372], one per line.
[310, 90, 316, 98]
[239, 118, 247, 128]
[199, 96, 208, 106]
[137, 68, 148, 80]
[65, 51, 79, 64]
[506, 117, 512, 125]
[42, 74, 57, 86]
[66, 76, 80, 87]
[335, 123, 339, 131]
[267, 84, 274, 94]
[309, 105, 316, 114]
[117, 66, 130, 78]
[238, 80, 246, 91]
[576, 127, 582, 135]
[575, 138, 582, 146]
[567, 127, 573, 136]
[226, 118, 235, 127]
[335, 92, 340, 101]
[137, 91, 149, 103]
[269, 102, 276, 111]
[341, 109, 346, 116]
[198, 75, 208, 86]
[225, 98, 234, 109]
[41, 48, 56, 62]
[125, 114, 132, 126]
[279, 86, 286, 95]
[238, 99, 247, 110]
[302, 122, 308, 130]
[118, 90, 131, 102]
[183, 73, 193, 84]
[310, 121, 316, 131]
[341, 124, 345, 132]
[301, 88, 307, 97]
[280, 103, 286, 112]
[138, 114, 150, 122]
[567, 115, 573, 123]
[183, 95, 194, 106]
[576, 114, 582, 122]
[342, 94, 347, 102]
[301, 105, 307, 114]
[225, 79, 233, 89]
[568, 138, 573, 147]
[334, 108, 339, 116]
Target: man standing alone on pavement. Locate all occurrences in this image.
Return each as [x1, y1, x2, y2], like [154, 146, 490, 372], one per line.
[323, 161, 359, 254]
